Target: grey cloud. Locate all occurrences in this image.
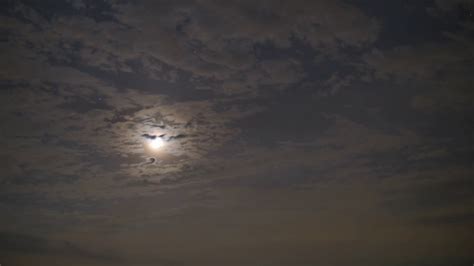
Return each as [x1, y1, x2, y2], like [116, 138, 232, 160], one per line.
[167, 134, 187, 141]
[1, 1, 473, 265]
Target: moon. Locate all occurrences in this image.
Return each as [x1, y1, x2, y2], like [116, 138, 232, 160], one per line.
[148, 137, 165, 150]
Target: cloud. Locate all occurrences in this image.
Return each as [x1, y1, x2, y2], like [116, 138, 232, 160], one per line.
[1, 1, 473, 265]
[0, 231, 122, 263]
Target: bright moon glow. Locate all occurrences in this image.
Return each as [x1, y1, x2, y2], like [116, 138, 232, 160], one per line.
[148, 138, 165, 150]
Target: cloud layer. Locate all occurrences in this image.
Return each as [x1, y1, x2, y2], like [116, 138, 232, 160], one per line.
[1, 1, 473, 265]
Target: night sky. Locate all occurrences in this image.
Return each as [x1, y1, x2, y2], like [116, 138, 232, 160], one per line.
[1, 1, 474, 265]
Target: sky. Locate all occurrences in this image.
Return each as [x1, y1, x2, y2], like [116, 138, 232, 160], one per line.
[0, 0, 473, 265]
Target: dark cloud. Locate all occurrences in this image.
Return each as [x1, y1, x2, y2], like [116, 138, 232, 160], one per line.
[0, 231, 140, 265]
[167, 134, 187, 141]
[141, 133, 164, 140]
